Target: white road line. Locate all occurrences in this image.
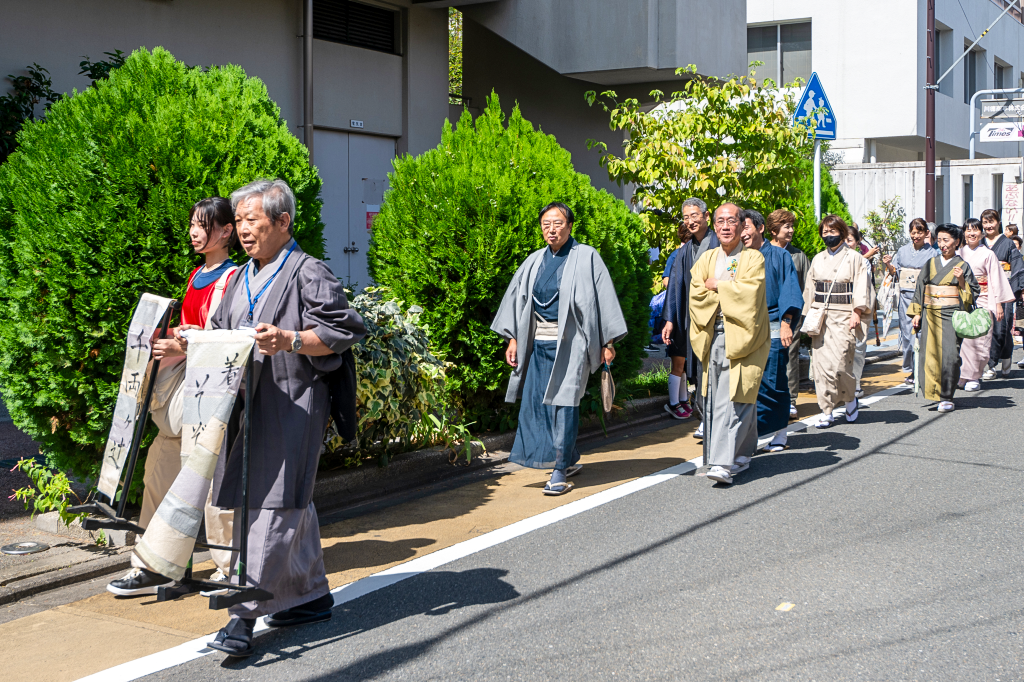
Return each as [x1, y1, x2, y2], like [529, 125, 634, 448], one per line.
[77, 384, 910, 682]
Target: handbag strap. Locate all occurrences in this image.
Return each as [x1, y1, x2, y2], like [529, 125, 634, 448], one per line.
[818, 248, 851, 314]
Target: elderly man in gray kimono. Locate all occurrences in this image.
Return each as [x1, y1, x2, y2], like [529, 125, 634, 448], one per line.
[491, 201, 627, 495]
[204, 179, 366, 657]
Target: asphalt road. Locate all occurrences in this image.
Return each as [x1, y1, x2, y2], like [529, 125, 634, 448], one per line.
[146, 378, 1024, 682]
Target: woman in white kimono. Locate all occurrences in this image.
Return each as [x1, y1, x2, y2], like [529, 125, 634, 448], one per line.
[958, 218, 1014, 391]
[802, 215, 874, 428]
[491, 202, 627, 496]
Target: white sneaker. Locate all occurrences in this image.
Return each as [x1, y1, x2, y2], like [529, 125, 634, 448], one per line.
[200, 568, 231, 597]
[937, 401, 955, 413]
[964, 381, 981, 392]
[693, 423, 704, 439]
[815, 414, 834, 429]
[789, 404, 798, 418]
[707, 465, 733, 484]
[982, 368, 997, 381]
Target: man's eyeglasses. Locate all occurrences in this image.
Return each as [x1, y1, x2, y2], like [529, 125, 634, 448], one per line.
[714, 217, 740, 227]
[541, 221, 567, 229]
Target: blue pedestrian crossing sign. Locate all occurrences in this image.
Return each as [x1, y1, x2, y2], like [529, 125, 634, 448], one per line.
[793, 72, 836, 140]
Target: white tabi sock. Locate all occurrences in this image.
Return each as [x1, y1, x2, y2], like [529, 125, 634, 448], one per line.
[668, 374, 681, 405]
[770, 431, 788, 447]
[1002, 358, 1013, 372]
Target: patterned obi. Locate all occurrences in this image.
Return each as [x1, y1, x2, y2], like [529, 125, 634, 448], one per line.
[977, 275, 988, 294]
[923, 284, 961, 307]
[813, 280, 854, 307]
[898, 267, 921, 291]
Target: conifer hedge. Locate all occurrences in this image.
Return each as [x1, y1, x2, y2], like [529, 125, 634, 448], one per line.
[369, 95, 650, 421]
[0, 47, 323, 482]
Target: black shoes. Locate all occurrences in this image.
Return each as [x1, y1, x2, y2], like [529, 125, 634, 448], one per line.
[266, 593, 335, 628]
[106, 567, 175, 596]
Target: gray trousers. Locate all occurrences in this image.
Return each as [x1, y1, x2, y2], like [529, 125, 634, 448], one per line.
[228, 502, 330, 619]
[898, 291, 915, 373]
[707, 329, 758, 468]
[787, 336, 801, 406]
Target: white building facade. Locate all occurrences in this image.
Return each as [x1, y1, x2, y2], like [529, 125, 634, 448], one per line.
[748, 0, 1024, 226]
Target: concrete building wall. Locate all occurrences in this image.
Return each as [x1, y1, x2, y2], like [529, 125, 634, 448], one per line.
[748, 0, 1024, 162]
[834, 158, 1023, 228]
[0, 0, 305, 136]
[464, 0, 747, 84]
[461, 18, 621, 196]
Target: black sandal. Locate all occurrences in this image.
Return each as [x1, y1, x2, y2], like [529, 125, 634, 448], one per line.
[208, 618, 255, 658]
[265, 593, 334, 628]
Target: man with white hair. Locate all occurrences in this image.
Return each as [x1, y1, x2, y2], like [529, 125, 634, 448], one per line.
[688, 203, 770, 485]
[204, 179, 366, 656]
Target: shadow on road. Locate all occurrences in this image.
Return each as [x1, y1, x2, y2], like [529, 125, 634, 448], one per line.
[210, 412, 947, 680]
[220, 567, 520, 673]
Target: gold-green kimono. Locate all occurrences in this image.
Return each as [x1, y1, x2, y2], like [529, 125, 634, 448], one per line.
[907, 256, 980, 401]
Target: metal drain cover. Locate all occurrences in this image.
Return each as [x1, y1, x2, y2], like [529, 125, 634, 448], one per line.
[1, 541, 50, 555]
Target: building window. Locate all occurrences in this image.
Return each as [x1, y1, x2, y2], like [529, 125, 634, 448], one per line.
[746, 21, 812, 86]
[313, 0, 400, 55]
[964, 46, 978, 104]
[995, 63, 1009, 90]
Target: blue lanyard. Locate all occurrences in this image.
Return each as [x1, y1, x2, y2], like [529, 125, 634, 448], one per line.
[244, 241, 298, 322]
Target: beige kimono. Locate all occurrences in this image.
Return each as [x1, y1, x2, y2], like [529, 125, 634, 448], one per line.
[802, 245, 875, 414]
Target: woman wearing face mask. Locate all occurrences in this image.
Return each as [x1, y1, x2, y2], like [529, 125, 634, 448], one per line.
[909, 224, 980, 412]
[957, 219, 1013, 391]
[802, 215, 874, 428]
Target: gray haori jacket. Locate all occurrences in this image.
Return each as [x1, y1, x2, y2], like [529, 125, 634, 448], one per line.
[491, 241, 627, 407]
[209, 247, 366, 510]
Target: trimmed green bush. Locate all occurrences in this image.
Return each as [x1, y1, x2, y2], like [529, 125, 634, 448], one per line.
[368, 95, 650, 425]
[321, 287, 451, 469]
[787, 156, 852, 258]
[0, 47, 323, 483]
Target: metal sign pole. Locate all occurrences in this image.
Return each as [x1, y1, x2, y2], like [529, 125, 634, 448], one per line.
[814, 139, 822, 222]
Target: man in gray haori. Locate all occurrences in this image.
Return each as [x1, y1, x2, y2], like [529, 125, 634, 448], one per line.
[206, 179, 366, 657]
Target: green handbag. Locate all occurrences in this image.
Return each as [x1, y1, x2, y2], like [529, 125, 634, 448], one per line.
[952, 307, 992, 339]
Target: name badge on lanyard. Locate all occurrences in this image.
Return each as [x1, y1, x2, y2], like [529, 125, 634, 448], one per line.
[243, 242, 298, 328]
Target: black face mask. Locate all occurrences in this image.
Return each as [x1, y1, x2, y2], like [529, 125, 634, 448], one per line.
[823, 235, 843, 249]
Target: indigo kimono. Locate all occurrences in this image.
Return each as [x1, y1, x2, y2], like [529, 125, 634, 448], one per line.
[491, 238, 627, 470]
[756, 242, 805, 436]
[663, 229, 721, 378]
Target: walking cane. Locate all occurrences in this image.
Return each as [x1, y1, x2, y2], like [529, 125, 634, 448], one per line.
[702, 361, 712, 469]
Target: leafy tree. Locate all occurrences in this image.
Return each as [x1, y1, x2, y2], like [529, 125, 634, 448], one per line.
[368, 94, 650, 426]
[789, 154, 853, 257]
[448, 8, 463, 104]
[0, 64, 60, 164]
[586, 66, 813, 269]
[0, 47, 323, 483]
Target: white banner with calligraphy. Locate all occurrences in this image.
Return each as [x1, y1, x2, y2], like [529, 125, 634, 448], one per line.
[96, 294, 174, 500]
[133, 329, 256, 580]
[1003, 182, 1024, 228]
